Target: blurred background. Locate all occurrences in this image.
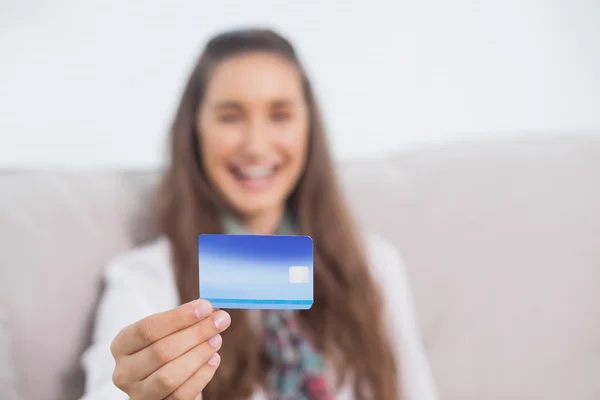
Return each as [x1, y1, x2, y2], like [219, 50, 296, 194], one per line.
[1, 0, 599, 168]
[1, 1, 600, 400]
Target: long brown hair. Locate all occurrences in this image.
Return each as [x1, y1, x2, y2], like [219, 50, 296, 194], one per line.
[152, 28, 399, 399]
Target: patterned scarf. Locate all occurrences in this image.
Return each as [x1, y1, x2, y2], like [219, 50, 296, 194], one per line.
[223, 212, 333, 400]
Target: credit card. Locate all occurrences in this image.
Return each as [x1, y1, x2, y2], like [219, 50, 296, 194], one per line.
[198, 234, 314, 310]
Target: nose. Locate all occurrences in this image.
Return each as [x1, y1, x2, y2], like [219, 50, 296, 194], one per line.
[241, 119, 271, 157]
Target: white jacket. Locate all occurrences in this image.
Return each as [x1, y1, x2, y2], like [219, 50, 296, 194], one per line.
[80, 234, 438, 400]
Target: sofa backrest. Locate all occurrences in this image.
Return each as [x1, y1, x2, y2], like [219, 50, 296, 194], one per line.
[1, 134, 599, 400]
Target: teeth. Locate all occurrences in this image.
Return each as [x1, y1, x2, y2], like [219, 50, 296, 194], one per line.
[237, 166, 274, 179]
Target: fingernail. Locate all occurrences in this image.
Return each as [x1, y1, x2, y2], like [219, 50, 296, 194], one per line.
[208, 334, 222, 349]
[208, 353, 221, 367]
[194, 300, 212, 319]
[213, 310, 231, 330]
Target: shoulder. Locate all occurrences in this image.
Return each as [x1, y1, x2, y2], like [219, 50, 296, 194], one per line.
[361, 233, 440, 399]
[362, 231, 403, 263]
[85, 238, 179, 369]
[361, 231, 408, 288]
[361, 231, 416, 335]
[101, 237, 178, 311]
[104, 237, 172, 281]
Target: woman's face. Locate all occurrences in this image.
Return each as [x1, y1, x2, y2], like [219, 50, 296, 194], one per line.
[197, 52, 310, 219]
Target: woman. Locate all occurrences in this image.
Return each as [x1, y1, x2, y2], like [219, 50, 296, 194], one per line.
[81, 28, 438, 400]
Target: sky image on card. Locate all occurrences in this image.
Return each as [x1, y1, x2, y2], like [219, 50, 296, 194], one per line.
[198, 234, 314, 310]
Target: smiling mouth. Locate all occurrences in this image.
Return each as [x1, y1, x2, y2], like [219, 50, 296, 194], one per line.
[229, 164, 280, 190]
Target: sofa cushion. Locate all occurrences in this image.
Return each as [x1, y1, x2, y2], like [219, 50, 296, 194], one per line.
[0, 309, 21, 400]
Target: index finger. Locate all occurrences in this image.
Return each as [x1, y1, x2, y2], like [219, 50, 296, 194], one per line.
[113, 299, 213, 356]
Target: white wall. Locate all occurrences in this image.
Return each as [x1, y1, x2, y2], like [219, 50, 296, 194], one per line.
[0, 0, 599, 169]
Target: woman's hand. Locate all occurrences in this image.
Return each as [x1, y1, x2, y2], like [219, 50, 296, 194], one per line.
[110, 299, 231, 400]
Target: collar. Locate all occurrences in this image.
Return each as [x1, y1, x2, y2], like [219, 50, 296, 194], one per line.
[221, 209, 298, 235]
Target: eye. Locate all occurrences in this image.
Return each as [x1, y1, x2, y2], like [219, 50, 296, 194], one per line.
[271, 111, 291, 122]
[218, 113, 242, 123]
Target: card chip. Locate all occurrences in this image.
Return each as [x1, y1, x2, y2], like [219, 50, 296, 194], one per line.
[289, 266, 309, 283]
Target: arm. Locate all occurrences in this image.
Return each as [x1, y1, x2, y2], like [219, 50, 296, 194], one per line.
[80, 241, 178, 399]
[365, 234, 439, 400]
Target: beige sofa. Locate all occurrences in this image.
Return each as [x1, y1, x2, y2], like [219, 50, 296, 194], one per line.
[1, 134, 599, 400]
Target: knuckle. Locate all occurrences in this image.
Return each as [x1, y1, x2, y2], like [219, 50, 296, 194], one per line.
[112, 366, 128, 390]
[110, 328, 127, 357]
[155, 370, 178, 392]
[109, 339, 119, 358]
[166, 309, 187, 327]
[151, 341, 174, 364]
[195, 320, 215, 341]
[136, 320, 155, 343]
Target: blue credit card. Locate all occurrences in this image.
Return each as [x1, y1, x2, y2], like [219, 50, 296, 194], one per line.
[198, 234, 314, 310]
